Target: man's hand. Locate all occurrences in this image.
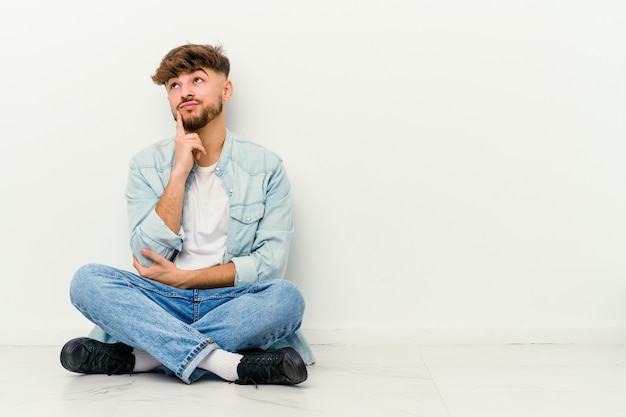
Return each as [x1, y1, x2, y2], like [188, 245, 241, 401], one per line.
[133, 248, 190, 288]
[173, 111, 206, 176]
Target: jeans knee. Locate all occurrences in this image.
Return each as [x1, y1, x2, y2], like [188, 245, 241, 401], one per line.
[69, 263, 107, 307]
[271, 279, 305, 318]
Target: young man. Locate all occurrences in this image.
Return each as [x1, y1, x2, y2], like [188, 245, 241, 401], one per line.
[60, 44, 314, 385]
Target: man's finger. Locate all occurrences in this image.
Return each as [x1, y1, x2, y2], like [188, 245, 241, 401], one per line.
[141, 248, 168, 264]
[176, 111, 185, 136]
[132, 256, 145, 274]
[194, 142, 207, 158]
[140, 248, 158, 262]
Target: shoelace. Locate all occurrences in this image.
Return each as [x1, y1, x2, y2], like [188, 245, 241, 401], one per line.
[84, 345, 131, 375]
[239, 357, 285, 384]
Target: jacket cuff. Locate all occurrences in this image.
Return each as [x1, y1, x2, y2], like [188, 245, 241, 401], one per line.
[132, 209, 183, 265]
[231, 256, 258, 286]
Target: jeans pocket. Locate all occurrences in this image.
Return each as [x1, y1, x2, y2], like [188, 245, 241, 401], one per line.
[201, 284, 255, 301]
[126, 274, 190, 299]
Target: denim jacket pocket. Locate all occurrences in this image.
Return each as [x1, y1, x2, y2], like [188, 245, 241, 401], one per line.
[228, 203, 265, 255]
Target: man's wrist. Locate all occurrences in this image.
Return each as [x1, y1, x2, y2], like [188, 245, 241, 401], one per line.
[169, 168, 190, 182]
[177, 269, 194, 289]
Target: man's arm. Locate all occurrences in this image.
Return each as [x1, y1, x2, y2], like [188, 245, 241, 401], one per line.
[133, 248, 235, 289]
[128, 111, 207, 266]
[155, 112, 206, 234]
[154, 169, 187, 235]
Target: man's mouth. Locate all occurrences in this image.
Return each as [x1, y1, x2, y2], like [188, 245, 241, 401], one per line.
[179, 101, 198, 110]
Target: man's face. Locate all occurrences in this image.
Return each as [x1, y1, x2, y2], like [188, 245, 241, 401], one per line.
[166, 69, 229, 132]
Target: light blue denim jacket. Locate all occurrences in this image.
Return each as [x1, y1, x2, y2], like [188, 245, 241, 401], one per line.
[91, 130, 315, 365]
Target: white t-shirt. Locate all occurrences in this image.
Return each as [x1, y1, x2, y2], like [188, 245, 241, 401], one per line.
[173, 163, 229, 270]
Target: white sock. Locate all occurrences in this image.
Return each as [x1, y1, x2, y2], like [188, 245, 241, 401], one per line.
[132, 349, 162, 372]
[197, 349, 243, 382]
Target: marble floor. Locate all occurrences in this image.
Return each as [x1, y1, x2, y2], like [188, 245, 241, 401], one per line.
[1, 344, 625, 416]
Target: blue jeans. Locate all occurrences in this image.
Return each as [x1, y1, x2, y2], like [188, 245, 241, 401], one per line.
[70, 264, 305, 383]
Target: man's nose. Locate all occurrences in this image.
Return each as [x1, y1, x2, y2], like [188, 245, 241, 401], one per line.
[180, 84, 195, 99]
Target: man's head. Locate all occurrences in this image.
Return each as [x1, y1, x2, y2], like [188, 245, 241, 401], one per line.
[153, 44, 232, 132]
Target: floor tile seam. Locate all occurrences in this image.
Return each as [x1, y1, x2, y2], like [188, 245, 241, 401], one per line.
[107, 378, 140, 417]
[428, 384, 626, 393]
[422, 364, 626, 370]
[415, 344, 626, 347]
[435, 389, 626, 395]
[416, 345, 454, 417]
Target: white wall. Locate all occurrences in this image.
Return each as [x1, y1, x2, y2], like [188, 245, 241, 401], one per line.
[1, 0, 625, 345]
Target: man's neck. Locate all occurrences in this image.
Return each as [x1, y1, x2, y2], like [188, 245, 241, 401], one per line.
[195, 117, 227, 167]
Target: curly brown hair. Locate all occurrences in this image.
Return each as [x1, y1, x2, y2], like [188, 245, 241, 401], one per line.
[151, 44, 230, 85]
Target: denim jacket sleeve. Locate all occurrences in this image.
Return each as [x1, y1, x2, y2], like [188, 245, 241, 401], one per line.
[223, 140, 294, 286]
[126, 139, 184, 265]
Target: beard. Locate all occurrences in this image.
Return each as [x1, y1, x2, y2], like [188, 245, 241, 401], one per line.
[178, 96, 223, 132]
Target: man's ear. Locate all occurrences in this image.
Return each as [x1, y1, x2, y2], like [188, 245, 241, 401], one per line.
[223, 79, 233, 102]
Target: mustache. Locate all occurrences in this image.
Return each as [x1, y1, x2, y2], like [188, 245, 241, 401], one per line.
[177, 98, 200, 109]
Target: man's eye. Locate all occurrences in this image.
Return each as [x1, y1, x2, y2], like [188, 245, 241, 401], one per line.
[194, 78, 203, 83]
[169, 83, 179, 90]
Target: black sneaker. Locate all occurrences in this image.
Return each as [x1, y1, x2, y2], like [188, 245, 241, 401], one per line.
[60, 337, 135, 375]
[235, 347, 307, 385]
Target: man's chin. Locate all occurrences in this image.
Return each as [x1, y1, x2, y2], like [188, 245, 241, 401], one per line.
[182, 117, 209, 132]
